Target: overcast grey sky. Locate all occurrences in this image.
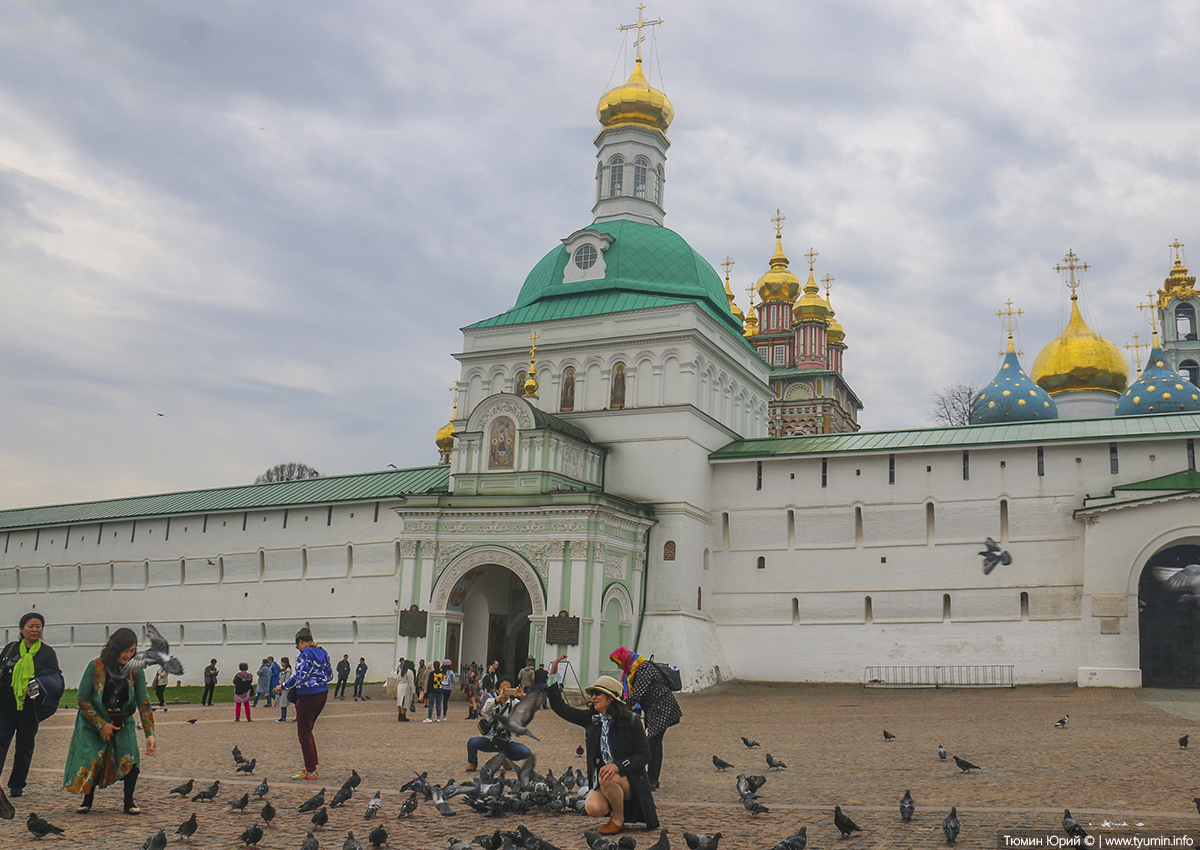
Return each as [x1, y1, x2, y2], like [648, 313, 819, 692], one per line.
[2, 1, 1197, 508]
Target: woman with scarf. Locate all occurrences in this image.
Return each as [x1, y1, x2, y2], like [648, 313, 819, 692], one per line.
[609, 647, 681, 791]
[546, 657, 658, 835]
[62, 627, 156, 814]
[0, 612, 64, 798]
[275, 628, 332, 780]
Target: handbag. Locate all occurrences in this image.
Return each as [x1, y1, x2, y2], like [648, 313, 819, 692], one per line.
[648, 656, 683, 691]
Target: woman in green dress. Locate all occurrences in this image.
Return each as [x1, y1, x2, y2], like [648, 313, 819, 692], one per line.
[62, 628, 156, 814]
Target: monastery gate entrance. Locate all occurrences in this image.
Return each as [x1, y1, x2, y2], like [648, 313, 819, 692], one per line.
[1138, 542, 1200, 686]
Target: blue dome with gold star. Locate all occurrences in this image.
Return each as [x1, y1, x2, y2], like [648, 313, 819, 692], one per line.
[1115, 347, 1200, 416]
[970, 348, 1058, 424]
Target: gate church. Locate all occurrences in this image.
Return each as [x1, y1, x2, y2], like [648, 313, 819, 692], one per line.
[4, 22, 1200, 690]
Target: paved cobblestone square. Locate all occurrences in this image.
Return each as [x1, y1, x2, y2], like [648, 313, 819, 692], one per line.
[5, 682, 1198, 848]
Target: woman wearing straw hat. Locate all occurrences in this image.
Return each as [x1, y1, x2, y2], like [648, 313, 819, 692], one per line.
[546, 655, 658, 835]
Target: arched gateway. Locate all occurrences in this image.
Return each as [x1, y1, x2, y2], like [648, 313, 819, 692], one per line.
[1138, 541, 1200, 685]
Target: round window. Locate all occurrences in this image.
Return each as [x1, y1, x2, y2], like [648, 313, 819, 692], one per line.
[574, 245, 598, 270]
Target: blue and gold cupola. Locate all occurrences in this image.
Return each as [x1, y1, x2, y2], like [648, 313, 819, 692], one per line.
[1115, 337, 1200, 415]
[971, 302, 1058, 424]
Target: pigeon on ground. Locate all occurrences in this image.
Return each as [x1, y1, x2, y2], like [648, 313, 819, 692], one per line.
[576, 745, 584, 756]
[238, 824, 264, 848]
[233, 746, 246, 764]
[834, 805, 861, 838]
[979, 538, 1013, 574]
[496, 691, 543, 740]
[365, 791, 383, 819]
[299, 789, 328, 812]
[261, 801, 276, 826]
[169, 778, 195, 797]
[344, 769, 363, 790]
[236, 758, 257, 775]
[1055, 715, 1069, 729]
[312, 807, 329, 829]
[938, 744, 947, 761]
[1153, 564, 1200, 605]
[765, 753, 787, 770]
[683, 833, 721, 850]
[302, 832, 320, 850]
[0, 787, 13, 820]
[368, 824, 389, 848]
[900, 789, 915, 822]
[943, 807, 960, 844]
[186, 718, 198, 724]
[1193, 798, 1200, 817]
[1063, 809, 1088, 841]
[252, 779, 269, 799]
[712, 755, 734, 771]
[1180, 734, 1189, 749]
[192, 780, 220, 802]
[228, 792, 250, 813]
[474, 830, 503, 850]
[141, 828, 168, 850]
[952, 756, 981, 772]
[174, 813, 197, 840]
[646, 829, 670, 850]
[344, 830, 365, 850]
[883, 730, 897, 742]
[397, 793, 419, 819]
[27, 812, 66, 839]
[330, 784, 354, 808]
[741, 737, 760, 748]
[120, 623, 185, 675]
[771, 826, 806, 850]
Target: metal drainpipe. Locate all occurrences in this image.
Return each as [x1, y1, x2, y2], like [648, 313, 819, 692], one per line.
[632, 526, 651, 652]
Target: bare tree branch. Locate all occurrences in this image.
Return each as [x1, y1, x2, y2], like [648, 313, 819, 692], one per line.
[928, 382, 983, 427]
[254, 462, 322, 484]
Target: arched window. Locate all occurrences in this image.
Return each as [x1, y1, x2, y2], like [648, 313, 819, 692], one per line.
[610, 363, 626, 409]
[655, 165, 663, 204]
[663, 540, 676, 561]
[1177, 303, 1198, 340]
[609, 156, 624, 197]
[633, 157, 648, 198]
[560, 367, 575, 412]
[1181, 360, 1200, 386]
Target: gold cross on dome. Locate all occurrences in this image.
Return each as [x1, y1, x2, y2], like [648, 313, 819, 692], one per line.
[1124, 332, 1149, 375]
[1170, 239, 1186, 263]
[721, 256, 735, 280]
[618, 5, 662, 60]
[745, 281, 757, 309]
[1055, 250, 1089, 297]
[821, 274, 835, 297]
[771, 208, 786, 236]
[448, 384, 459, 417]
[1138, 292, 1159, 339]
[996, 299, 1024, 355]
[804, 247, 819, 272]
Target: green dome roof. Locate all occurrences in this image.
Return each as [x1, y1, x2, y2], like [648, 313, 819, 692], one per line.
[468, 220, 744, 335]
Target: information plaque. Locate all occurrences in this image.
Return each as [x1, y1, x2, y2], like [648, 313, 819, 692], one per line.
[398, 608, 428, 638]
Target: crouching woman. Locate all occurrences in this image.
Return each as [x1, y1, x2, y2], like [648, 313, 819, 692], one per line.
[545, 661, 658, 835]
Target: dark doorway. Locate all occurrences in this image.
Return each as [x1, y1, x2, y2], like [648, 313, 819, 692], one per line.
[1139, 544, 1200, 686]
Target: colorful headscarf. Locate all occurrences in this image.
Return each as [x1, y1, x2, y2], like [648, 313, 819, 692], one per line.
[608, 646, 643, 700]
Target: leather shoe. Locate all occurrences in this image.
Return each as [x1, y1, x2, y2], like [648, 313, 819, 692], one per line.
[599, 821, 624, 835]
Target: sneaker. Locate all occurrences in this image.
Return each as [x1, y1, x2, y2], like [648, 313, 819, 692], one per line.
[276, 718, 286, 723]
[423, 718, 433, 723]
[291, 769, 319, 780]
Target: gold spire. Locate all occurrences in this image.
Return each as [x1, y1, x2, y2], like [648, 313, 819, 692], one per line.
[742, 280, 759, 337]
[721, 256, 744, 323]
[1138, 291, 1161, 346]
[1159, 239, 1196, 307]
[755, 210, 801, 303]
[522, 331, 540, 399]
[793, 245, 829, 322]
[1124, 332, 1149, 376]
[823, 273, 845, 345]
[618, 5, 662, 60]
[597, 8, 672, 134]
[1055, 250, 1089, 299]
[996, 299, 1024, 356]
[435, 385, 458, 463]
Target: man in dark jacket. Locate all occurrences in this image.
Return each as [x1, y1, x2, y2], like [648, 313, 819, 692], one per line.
[335, 655, 351, 700]
[0, 612, 64, 797]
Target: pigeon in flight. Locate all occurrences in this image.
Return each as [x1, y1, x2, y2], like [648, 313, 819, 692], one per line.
[952, 755, 981, 772]
[299, 788, 327, 812]
[237, 824, 264, 849]
[765, 753, 787, 770]
[368, 824, 389, 848]
[1063, 809, 1088, 842]
[1055, 715, 1069, 729]
[1181, 734, 1189, 749]
[228, 792, 250, 813]
[26, 812, 66, 839]
[193, 780, 220, 802]
[736, 774, 768, 814]
[365, 791, 383, 819]
[741, 737, 760, 748]
[141, 828, 168, 850]
[712, 755, 734, 771]
[900, 789, 915, 822]
[120, 623, 185, 676]
[252, 779, 269, 799]
[169, 778, 195, 797]
[1153, 564, 1200, 605]
[834, 805, 862, 838]
[431, 785, 457, 817]
[260, 801, 276, 827]
[942, 806, 960, 844]
[883, 730, 896, 742]
[938, 744, 947, 761]
[174, 813, 197, 840]
[312, 807, 329, 829]
[233, 746, 246, 765]
[979, 538, 1013, 574]
[497, 691, 543, 740]
[683, 832, 721, 850]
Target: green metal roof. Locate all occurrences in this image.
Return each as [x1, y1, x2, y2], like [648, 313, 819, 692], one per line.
[0, 466, 450, 531]
[530, 407, 592, 444]
[466, 219, 746, 337]
[711, 411, 1200, 460]
[1113, 469, 1200, 491]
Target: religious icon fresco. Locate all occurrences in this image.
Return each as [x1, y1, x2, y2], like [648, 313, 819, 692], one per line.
[489, 416, 516, 469]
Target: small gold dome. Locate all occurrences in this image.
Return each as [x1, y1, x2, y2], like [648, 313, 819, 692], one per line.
[825, 293, 845, 345]
[597, 57, 673, 133]
[522, 372, 540, 399]
[1031, 297, 1128, 396]
[793, 270, 830, 322]
[435, 420, 455, 451]
[756, 234, 801, 303]
[743, 307, 759, 338]
[724, 277, 745, 324]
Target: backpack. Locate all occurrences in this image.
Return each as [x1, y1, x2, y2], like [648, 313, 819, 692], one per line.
[648, 656, 683, 691]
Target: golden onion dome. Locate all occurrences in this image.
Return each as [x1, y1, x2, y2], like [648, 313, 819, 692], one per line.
[825, 293, 845, 345]
[1031, 296, 1128, 396]
[723, 276, 745, 324]
[793, 270, 830, 322]
[597, 57, 673, 133]
[435, 419, 456, 452]
[756, 234, 801, 303]
[743, 305, 759, 338]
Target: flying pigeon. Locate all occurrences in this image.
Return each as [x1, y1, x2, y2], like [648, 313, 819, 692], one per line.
[233, 746, 247, 765]
[938, 744, 947, 761]
[299, 788, 328, 813]
[236, 758, 257, 774]
[365, 791, 383, 819]
[193, 780, 220, 802]
[397, 793, 419, 819]
[1153, 564, 1200, 604]
[1063, 809, 1088, 842]
[683, 832, 721, 850]
[952, 755, 981, 772]
[120, 623, 185, 675]
[741, 737, 760, 748]
[260, 801, 276, 826]
[736, 774, 768, 814]
[979, 538, 1013, 574]
[141, 828, 168, 850]
[169, 778, 195, 797]
[174, 813, 197, 840]
[943, 806, 960, 844]
[330, 785, 354, 808]
[312, 807, 329, 829]
[834, 806, 861, 838]
[712, 755, 734, 771]
[228, 792, 250, 813]
[252, 779, 269, 799]
[238, 824, 264, 849]
[1180, 734, 1189, 749]
[883, 730, 896, 742]
[496, 691, 543, 740]
[344, 830, 365, 850]
[26, 812, 66, 839]
[302, 832, 320, 850]
[765, 753, 787, 770]
[431, 784, 457, 817]
[1055, 715, 1069, 729]
[900, 789, 915, 822]
[368, 824, 389, 848]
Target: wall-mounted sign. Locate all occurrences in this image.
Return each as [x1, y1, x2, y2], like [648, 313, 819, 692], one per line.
[545, 611, 580, 645]
[398, 606, 428, 637]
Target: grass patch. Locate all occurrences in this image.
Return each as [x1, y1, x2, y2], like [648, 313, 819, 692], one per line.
[58, 685, 236, 709]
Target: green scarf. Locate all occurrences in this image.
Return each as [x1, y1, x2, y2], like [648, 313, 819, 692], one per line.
[12, 639, 39, 711]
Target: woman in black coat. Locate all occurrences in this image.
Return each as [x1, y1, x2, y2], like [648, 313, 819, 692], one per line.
[546, 659, 658, 835]
[0, 612, 64, 798]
